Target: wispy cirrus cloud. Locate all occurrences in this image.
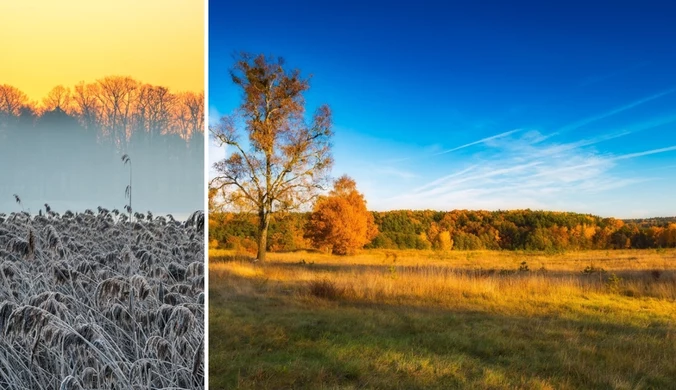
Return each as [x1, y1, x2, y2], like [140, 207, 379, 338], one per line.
[371, 99, 676, 214]
[613, 145, 676, 160]
[384, 92, 675, 167]
[380, 128, 675, 213]
[531, 88, 676, 145]
[387, 129, 522, 163]
[558, 88, 676, 133]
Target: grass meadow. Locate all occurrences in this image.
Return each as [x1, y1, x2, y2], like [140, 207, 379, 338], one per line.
[210, 248, 676, 389]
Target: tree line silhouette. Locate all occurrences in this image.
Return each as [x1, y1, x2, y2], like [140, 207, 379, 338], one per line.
[0, 78, 204, 214]
[210, 209, 676, 253]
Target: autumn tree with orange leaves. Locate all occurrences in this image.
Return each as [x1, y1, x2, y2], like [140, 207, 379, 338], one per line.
[210, 53, 333, 262]
[306, 175, 378, 255]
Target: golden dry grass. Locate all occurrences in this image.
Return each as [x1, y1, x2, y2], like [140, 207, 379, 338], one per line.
[211, 248, 676, 304]
[209, 249, 676, 389]
[211, 247, 676, 271]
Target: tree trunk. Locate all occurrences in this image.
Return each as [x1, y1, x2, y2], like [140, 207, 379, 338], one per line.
[257, 211, 270, 262]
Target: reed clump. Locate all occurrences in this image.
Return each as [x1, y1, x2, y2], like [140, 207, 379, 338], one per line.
[0, 208, 204, 389]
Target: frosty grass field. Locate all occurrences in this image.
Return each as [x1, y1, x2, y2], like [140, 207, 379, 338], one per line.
[0, 209, 204, 389]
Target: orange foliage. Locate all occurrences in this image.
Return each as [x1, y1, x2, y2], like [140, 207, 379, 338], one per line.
[306, 176, 378, 255]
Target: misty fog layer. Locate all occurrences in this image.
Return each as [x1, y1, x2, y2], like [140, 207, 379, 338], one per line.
[0, 81, 204, 216]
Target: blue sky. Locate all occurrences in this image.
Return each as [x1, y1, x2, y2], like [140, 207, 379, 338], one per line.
[209, 0, 676, 218]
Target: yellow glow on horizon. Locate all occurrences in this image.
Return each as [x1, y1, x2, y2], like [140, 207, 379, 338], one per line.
[0, 0, 204, 101]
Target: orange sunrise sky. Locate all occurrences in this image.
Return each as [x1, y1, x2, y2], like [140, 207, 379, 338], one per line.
[0, 0, 204, 101]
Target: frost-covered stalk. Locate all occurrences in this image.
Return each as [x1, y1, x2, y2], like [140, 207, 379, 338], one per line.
[122, 154, 132, 243]
[12, 194, 34, 260]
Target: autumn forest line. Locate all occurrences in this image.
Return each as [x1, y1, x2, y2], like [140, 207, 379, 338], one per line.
[0, 78, 204, 213]
[207, 54, 676, 257]
[210, 208, 676, 253]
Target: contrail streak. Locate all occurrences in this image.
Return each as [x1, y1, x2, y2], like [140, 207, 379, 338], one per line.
[432, 129, 521, 156]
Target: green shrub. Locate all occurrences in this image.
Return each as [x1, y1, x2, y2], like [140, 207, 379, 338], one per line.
[606, 273, 623, 294]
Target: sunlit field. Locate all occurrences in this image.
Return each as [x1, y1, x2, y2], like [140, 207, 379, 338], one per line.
[210, 248, 676, 389]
